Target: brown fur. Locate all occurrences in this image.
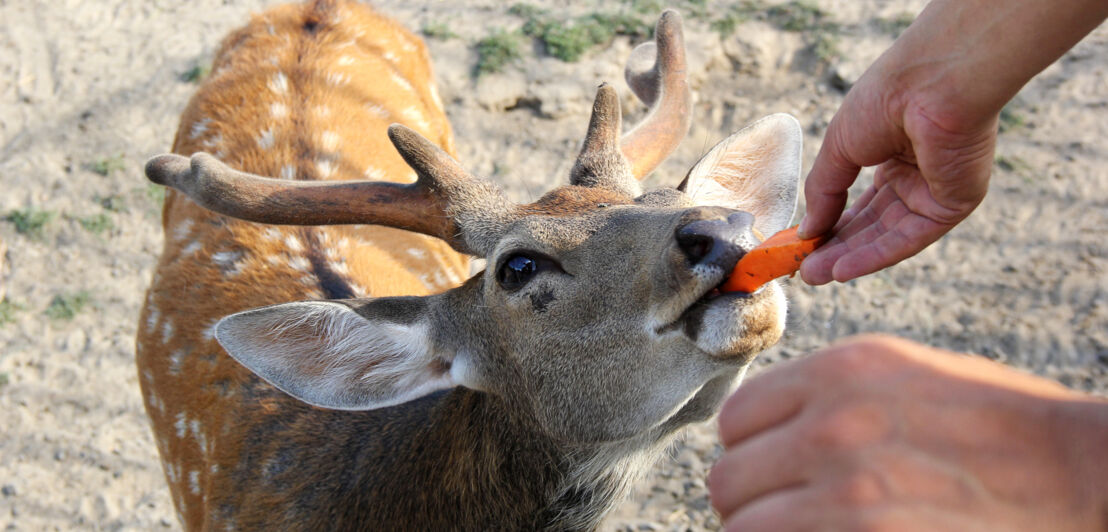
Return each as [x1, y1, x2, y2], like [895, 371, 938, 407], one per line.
[138, 3, 795, 530]
[137, 2, 469, 527]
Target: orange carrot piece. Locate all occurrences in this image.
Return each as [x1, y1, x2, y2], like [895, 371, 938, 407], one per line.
[721, 225, 828, 293]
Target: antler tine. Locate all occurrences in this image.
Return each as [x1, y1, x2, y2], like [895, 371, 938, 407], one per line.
[144, 151, 466, 252]
[387, 124, 517, 255]
[570, 83, 638, 196]
[621, 9, 692, 180]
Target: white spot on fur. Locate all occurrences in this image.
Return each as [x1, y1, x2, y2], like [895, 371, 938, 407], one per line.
[337, 55, 355, 66]
[314, 105, 332, 118]
[389, 71, 415, 94]
[270, 102, 289, 118]
[256, 128, 276, 150]
[406, 248, 427, 259]
[173, 218, 194, 241]
[146, 306, 160, 332]
[288, 256, 311, 272]
[320, 131, 340, 152]
[429, 84, 444, 110]
[162, 320, 175, 344]
[329, 261, 350, 276]
[174, 412, 187, 438]
[189, 470, 201, 495]
[168, 348, 187, 374]
[363, 166, 385, 180]
[201, 133, 223, 150]
[262, 227, 282, 240]
[326, 72, 349, 86]
[365, 103, 388, 119]
[402, 106, 430, 131]
[284, 234, 304, 253]
[181, 241, 203, 256]
[202, 319, 220, 341]
[277, 164, 295, 180]
[212, 251, 243, 275]
[316, 158, 335, 179]
[269, 72, 289, 95]
[189, 118, 212, 140]
[190, 420, 207, 456]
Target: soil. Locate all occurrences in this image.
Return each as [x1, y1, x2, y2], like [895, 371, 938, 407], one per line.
[1, 0, 1105, 530]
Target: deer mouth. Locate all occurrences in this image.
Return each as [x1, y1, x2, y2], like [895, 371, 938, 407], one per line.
[654, 259, 756, 338]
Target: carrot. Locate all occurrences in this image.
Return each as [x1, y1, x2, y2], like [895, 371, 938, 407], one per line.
[721, 225, 828, 293]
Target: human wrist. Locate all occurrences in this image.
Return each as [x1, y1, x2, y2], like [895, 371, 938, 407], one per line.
[1052, 396, 1108, 529]
[875, 0, 1108, 132]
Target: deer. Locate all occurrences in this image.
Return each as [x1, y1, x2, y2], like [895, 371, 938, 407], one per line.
[136, 0, 802, 529]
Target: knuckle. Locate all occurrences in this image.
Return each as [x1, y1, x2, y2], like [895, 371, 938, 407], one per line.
[835, 469, 889, 507]
[814, 334, 915, 376]
[803, 403, 890, 452]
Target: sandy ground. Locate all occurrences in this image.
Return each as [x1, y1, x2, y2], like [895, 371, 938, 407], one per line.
[1, 0, 1105, 530]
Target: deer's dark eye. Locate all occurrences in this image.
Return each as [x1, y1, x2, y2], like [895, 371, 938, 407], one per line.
[497, 254, 537, 291]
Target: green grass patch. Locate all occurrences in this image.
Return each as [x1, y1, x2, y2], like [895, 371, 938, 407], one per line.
[94, 194, 128, 213]
[145, 183, 167, 206]
[767, 1, 831, 32]
[78, 213, 114, 235]
[710, 12, 748, 37]
[88, 154, 126, 177]
[511, 6, 654, 63]
[999, 104, 1027, 134]
[45, 291, 91, 321]
[475, 29, 525, 76]
[813, 32, 840, 62]
[4, 208, 56, 238]
[421, 21, 457, 40]
[180, 63, 211, 83]
[0, 299, 24, 326]
[995, 155, 1032, 173]
[0, 372, 9, 388]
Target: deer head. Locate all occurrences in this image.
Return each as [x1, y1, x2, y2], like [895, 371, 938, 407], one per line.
[144, 11, 801, 444]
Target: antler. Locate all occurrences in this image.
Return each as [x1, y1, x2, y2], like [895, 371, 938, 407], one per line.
[145, 125, 513, 256]
[621, 10, 692, 180]
[569, 83, 638, 196]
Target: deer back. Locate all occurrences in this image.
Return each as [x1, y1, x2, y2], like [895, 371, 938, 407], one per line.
[137, 1, 468, 527]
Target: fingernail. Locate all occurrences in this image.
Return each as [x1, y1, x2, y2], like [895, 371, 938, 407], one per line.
[797, 216, 811, 237]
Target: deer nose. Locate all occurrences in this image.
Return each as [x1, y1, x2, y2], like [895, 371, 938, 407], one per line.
[675, 211, 755, 269]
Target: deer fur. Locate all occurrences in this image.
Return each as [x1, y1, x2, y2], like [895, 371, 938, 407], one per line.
[137, 1, 803, 530]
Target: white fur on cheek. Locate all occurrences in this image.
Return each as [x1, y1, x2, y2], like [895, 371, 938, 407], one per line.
[697, 281, 787, 357]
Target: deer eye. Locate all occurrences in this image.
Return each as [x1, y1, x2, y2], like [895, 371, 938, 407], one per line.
[496, 252, 565, 291]
[497, 254, 538, 291]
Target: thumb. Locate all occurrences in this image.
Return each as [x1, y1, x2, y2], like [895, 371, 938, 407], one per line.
[798, 122, 861, 238]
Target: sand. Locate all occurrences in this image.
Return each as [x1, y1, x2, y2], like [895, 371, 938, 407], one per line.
[0, 0, 1105, 530]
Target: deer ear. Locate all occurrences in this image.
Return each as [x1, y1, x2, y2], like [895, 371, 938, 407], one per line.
[680, 113, 801, 236]
[216, 299, 473, 411]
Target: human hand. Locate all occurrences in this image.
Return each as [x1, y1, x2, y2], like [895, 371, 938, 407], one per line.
[796, 0, 1108, 285]
[796, 72, 996, 285]
[708, 335, 1108, 531]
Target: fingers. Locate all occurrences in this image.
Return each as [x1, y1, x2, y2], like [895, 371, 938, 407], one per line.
[798, 116, 862, 239]
[800, 162, 954, 284]
[709, 418, 808, 518]
[720, 485, 816, 532]
[717, 361, 809, 447]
